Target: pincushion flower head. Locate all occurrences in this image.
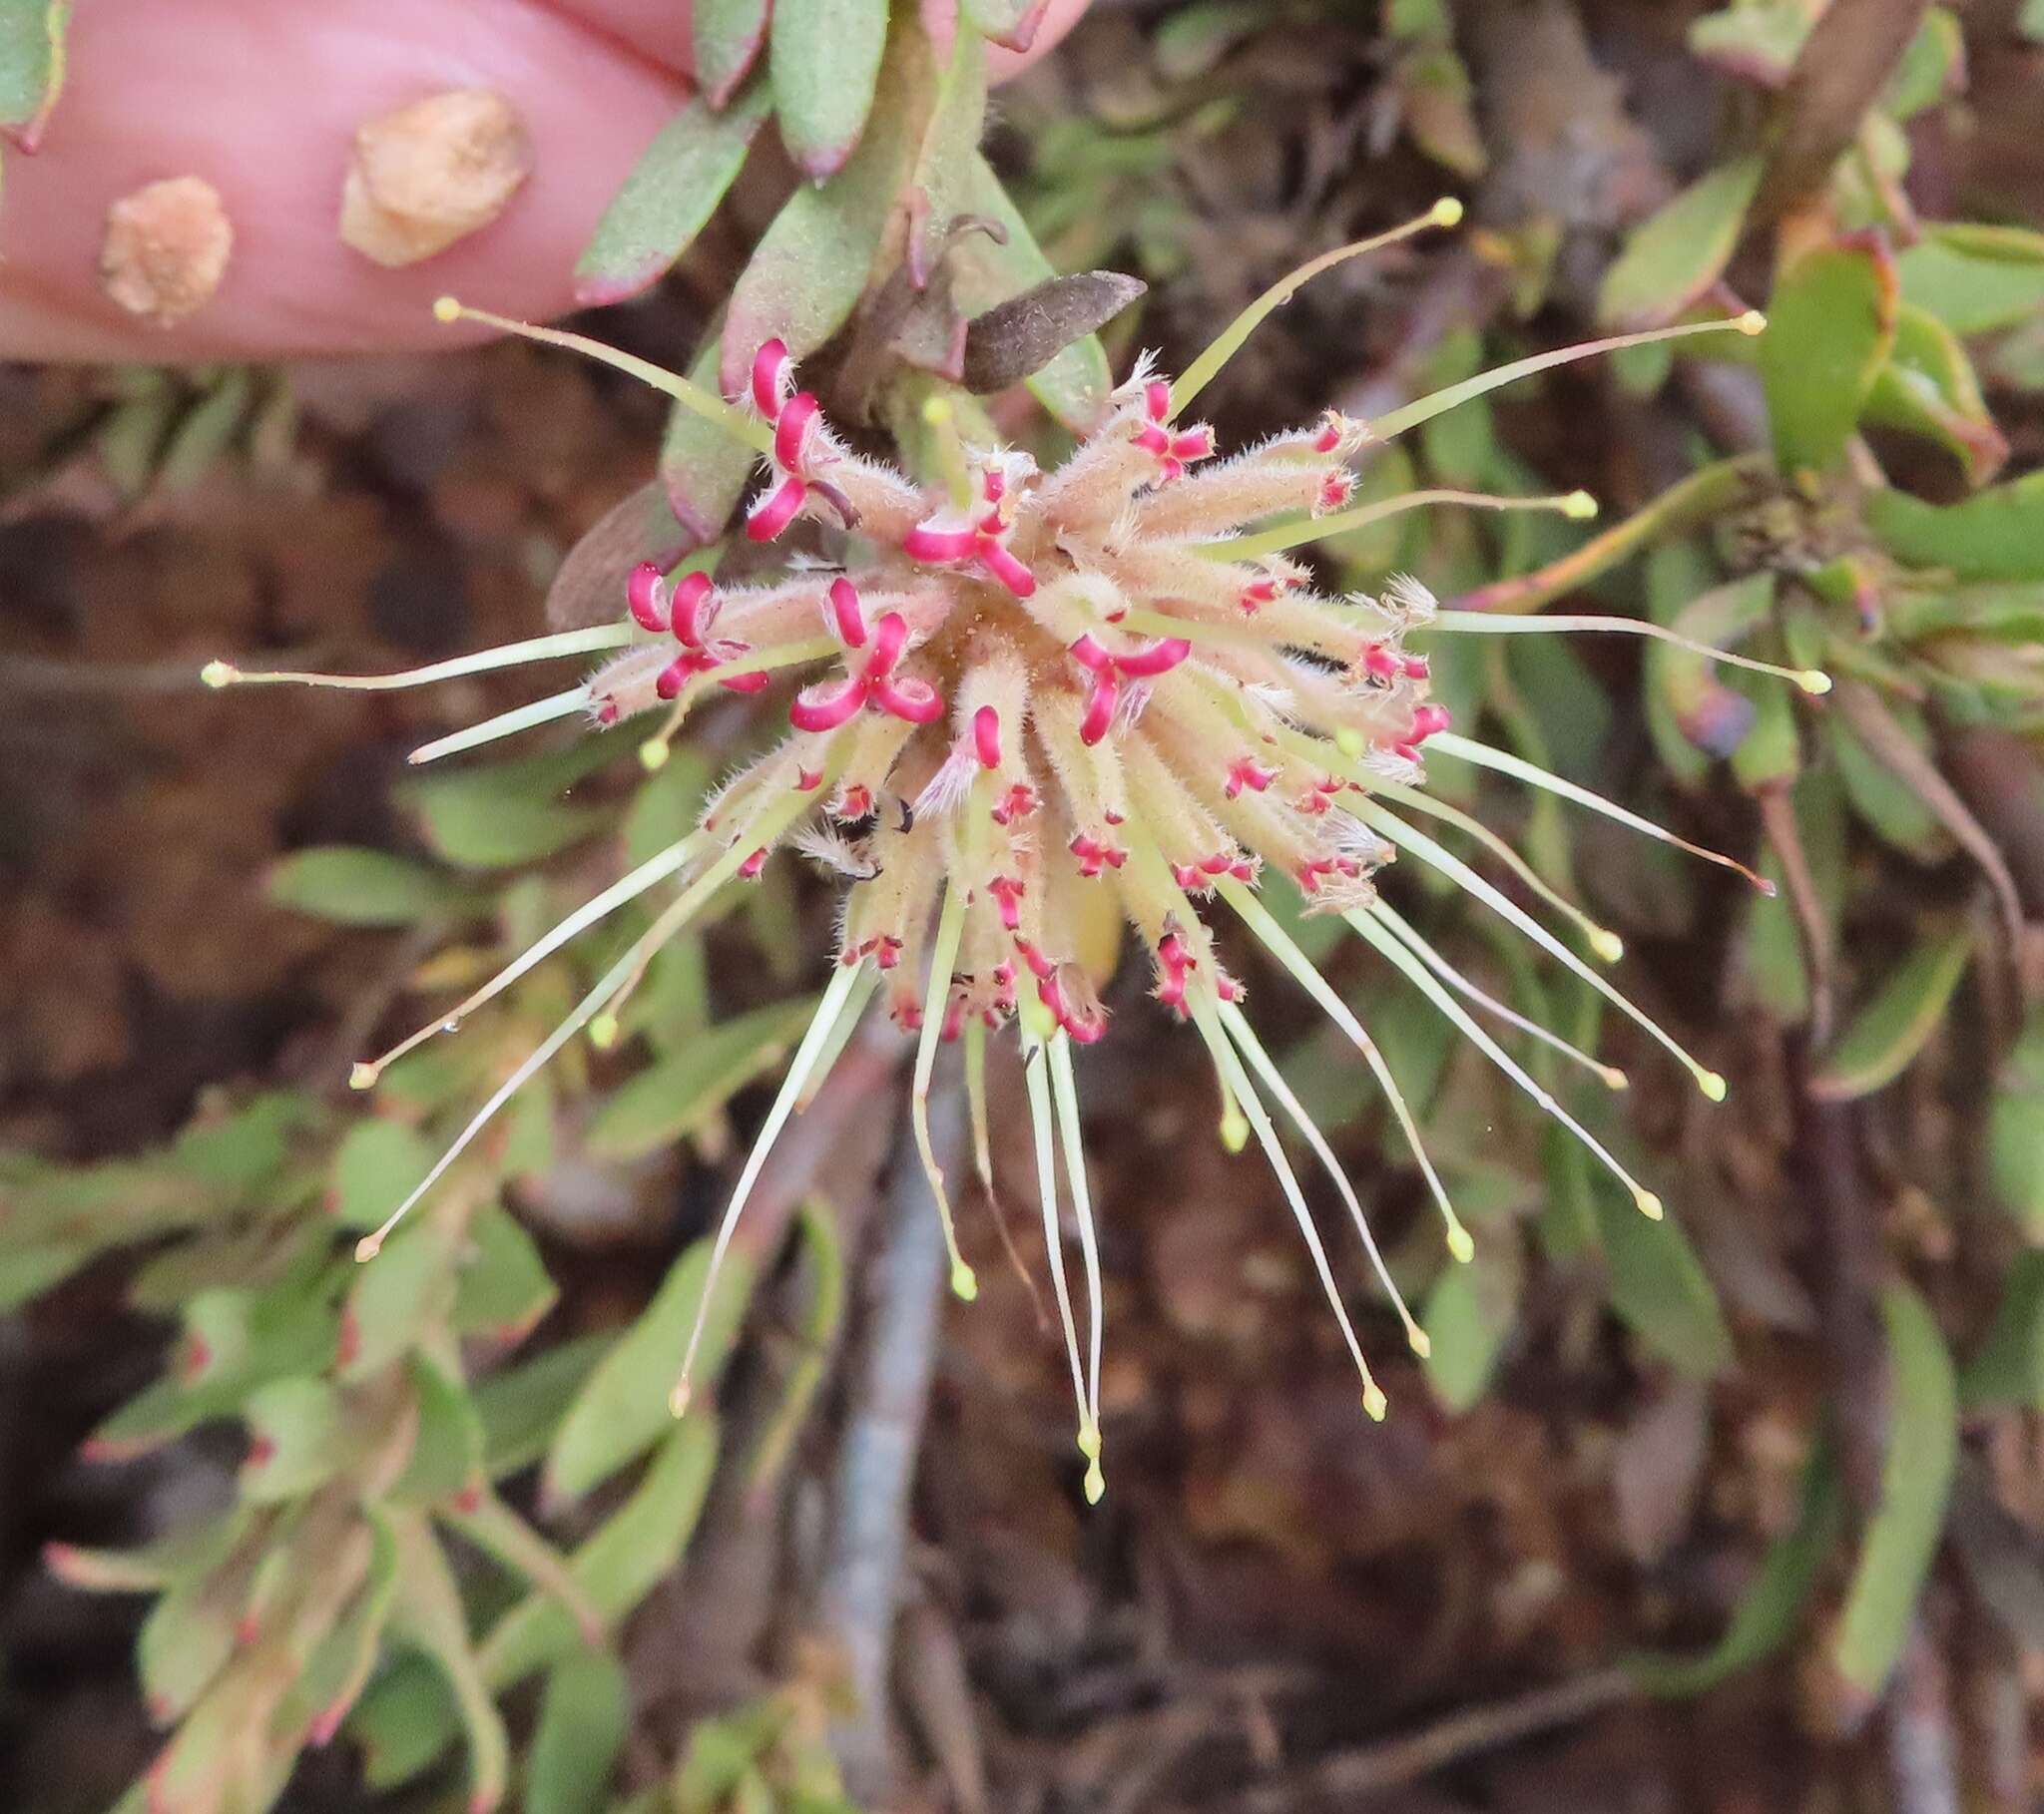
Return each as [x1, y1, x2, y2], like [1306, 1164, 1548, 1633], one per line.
[206, 206, 1820, 1503]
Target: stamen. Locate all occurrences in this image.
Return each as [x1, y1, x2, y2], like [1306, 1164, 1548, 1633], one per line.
[354, 783, 823, 1262]
[1371, 775, 1627, 962]
[1021, 1020, 1096, 1493]
[669, 958, 871, 1417]
[921, 394, 974, 512]
[1219, 1001, 1428, 1356]
[1046, 1035, 1106, 1503]
[406, 686, 591, 765]
[199, 624, 633, 693]
[1171, 198, 1464, 413]
[350, 832, 709, 1089]
[432, 297, 773, 457]
[1206, 488, 1596, 565]
[635, 635, 839, 769]
[1188, 991, 1388, 1419]
[1369, 312, 1766, 442]
[912, 882, 978, 1302]
[1358, 803, 1728, 1101]
[796, 962, 883, 1110]
[1425, 730, 1777, 895]
[1355, 905, 1663, 1218]
[1216, 877, 1473, 1262]
[1365, 904, 1628, 1089]
[1424, 611, 1829, 694]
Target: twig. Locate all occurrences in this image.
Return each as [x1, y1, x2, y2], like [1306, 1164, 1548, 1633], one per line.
[815, 1084, 966, 1803]
[1232, 1667, 1638, 1812]
[1753, 0, 1934, 226]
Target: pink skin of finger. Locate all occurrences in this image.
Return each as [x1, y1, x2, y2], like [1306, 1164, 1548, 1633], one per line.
[1, 0, 1088, 362]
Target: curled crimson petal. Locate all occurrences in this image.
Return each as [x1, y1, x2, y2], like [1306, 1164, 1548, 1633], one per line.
[719, 669, 770, 694]
[828, 576, 867, 648]
[903, 521, 976, 563]
[752, 339, 790, 417]
[1113, 636, 1192, 679]
[973, 704, 1002, 769]
[656, 652, 704, 700]
[1079, 673, 1120, 745]
[1068, 634, 1113, 675]
[774, 392, 820, 473]
[627, 561, 667, 634]
[866, 612, 910, 678]
[789, 676, 869, 731]
[671, 570, 717, 647]
[747, 474, 807, 543]
[873, 677, 944, 724]
[981, 541, 1037, 598]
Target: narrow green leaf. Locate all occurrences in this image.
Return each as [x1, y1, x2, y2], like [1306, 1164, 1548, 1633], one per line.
[770, 0, 888, 181]
[1834, 1282, 1957, 1693]
[157, 368, 254, 492]
[451, 1205, 558, 1341]
[1594, 1174, 1735, 1379]
[1760, 238, 1897, 477]
[1422, 1243, 1517, 1412]
[1631, 1443, 1842, 1694]
[696, 0, 772, 107]
[1868, 469, 2044, 582]
[1987, 1016, 2044, 1239]
[1897, 226, 2044, 335]
[241, 1376, 345, 1502]
[1808, 924, 1971, 1101]
[475, 1331, 615, 1479]
[390, 1355, 485, 1507]
[1862, 302, 2008, 486]
[0, 0, 69, 145]
[574, 83, 771, 307]
[585, 996, 818, 1162]
[1597, 155, 1763, 329]
[543, 1241, 758, 1501]
[482, 1417, 719, 1692]
[399, 736, 621, 871]
[721, 22, 920, 397]
[527, 1651, 630, 1814]
[1961, 1250, 2044, 1408]
[266, 846, 474, 927]
[387, 1511, 511, 1814]
[1688, 0, 1814, 86]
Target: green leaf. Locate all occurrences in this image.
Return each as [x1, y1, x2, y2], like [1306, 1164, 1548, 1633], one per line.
[1868, 469, 2044, 582]
[1594, 1172, 1735, 1379]
[1826, 706, 1946, 860]
[1760, 238, 1897, 477]
[390, 1355, 485, 1507]
[339, 1221, 454, 1382]
[0, 0, 68, 145]
[623, 745, 712, 868]
[157, 367, 254, 492]
[1987, 1016, 2044, 1239]
[241, 1376, 346, 1502]
[1897, 225, 2044, 335]
[1729, 671, 1799, 792]
[1657, 571, 1775, 760]
[1961, 1250, 2044, 1408]
[1862, 302, 2009, 486]
[721, 22, 920, 398]
[770, 0, 888, 181]
[1597, 155, 1763, 328]
[543, 1241, 758, 1501]
[482, 1417, 719, 1692]
[0, 1240, 85, 1309]
[1883, 7, 1963, 118]
[331, 1120, 435, 1232]
[399, 737, 620, 871]
[585, 996, 819, 1162]
[353, 1653, 461, 1790]
[137, 1551, 244, 1723]
[1422, 1242, 1517, 1412]
[695, 0, 772, 106]
[266, 845, 474, 927]
[527, 1652, 630, 1814]
[1631, 1443, 1842, 1694]
[663, 333, 755, 544]
[451, 1205, 558, 1341]
[387, 1511, 510, 1814]
[1688, 1, 1814, 86]
[574, 82, 771, 307]
[1808, 924, 1971, 1101]
[1834, 1282, 1957, 1693]
[475, 1331, 615, 1479]
[294, 1511, 399, 1742]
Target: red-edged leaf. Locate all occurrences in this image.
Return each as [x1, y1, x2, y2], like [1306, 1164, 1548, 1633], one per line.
[769, 0, 888, 181]
[573, 81, 770, 307]
[695, 0, 772, 109]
